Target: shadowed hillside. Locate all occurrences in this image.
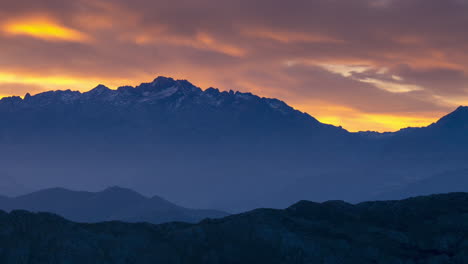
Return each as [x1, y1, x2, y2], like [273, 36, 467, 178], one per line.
[0, 193, 467, 263]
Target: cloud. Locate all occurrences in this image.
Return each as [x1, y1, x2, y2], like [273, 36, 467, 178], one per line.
[241, 27, 343, 44]
[129, 31, 246, 57]
[2, 15, 90, 42]
[0, 0, 467, 131]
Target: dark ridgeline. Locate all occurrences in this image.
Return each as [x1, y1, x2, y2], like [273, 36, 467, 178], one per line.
[0, 193, 468, 263]
[0, 76, 467, 211]
[0, 186, 227, 224]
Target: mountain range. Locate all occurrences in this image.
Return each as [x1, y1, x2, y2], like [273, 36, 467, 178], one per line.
[0, 186, 227, 224]
[0, 192, 467, 263]
[0, 76, 467, 211]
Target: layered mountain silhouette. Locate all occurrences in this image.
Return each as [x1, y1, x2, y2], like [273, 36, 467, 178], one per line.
[0, 186, 227, 224]
[0, 193, 468, 263]
[0, 76, 467, 211]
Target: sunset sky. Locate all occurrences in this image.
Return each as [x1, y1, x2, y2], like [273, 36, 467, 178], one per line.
[0, 0, 467, 131]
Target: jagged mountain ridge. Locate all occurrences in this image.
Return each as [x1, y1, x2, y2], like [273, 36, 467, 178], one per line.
[5, 77, 298, 113]
[0, 77, 339, 139]
[0, 76, 467, 210]
[0, 186, 227, 224]
[1, 77, 467, 136]
[0, 193, 468, 263]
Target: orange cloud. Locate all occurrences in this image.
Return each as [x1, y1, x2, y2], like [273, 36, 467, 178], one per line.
[2, 16, 89, 42]
[242, 27, 343, 44]
[130, 31, 246, 57]
[359, 78, 424, 93]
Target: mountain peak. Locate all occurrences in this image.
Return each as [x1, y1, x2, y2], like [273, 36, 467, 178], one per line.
[133, 76, 201, 97]
[454, 105, 468, 113]
[84, 84, 112, 97]
[150, 76, 197, 90]
[150, 76, 177, 89]
[152, 76, 175, 83]
[433, 105, 468, 129]
[92, 84, 111, 91]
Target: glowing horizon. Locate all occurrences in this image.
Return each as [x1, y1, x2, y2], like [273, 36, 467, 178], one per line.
[0, 0, 467, 132]
[0, 74, 453, 133]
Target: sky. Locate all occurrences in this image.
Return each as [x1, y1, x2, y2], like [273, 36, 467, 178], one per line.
[0, 0, 467, 132]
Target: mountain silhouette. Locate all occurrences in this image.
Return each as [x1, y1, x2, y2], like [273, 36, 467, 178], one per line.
[0, 76, 342, 142]
[0, 193, 467, 263]
[432, 106, 468, 129]
[0, 186, 227, 224]
[0, 76, 467, 211]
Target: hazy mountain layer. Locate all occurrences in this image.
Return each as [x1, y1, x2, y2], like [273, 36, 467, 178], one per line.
[0, 76, 467, 211]
[0, 193, 468, 263]
[375, 168, 468, 200]
[0, 186, 227, 224]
